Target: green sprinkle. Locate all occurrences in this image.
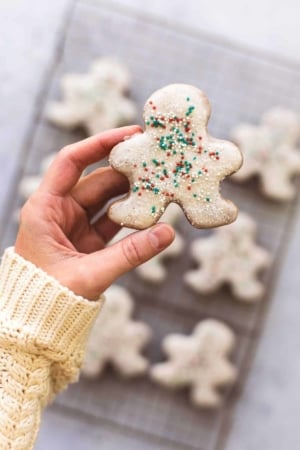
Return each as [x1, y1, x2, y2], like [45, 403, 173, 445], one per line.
[132, 186, 139, 192]
[206, 197, 210, 202]
[186, 105, 195, 116]
[151, 206, 156, 214]
[152, 118, 165, 128]
[186, 97, 190, 101]
[153, 187, 160, 194]
[152, 159, 159, 166]
[193, 194, 197, 198]
[159, 137, 167, 150]
[142, 162, 147, 167]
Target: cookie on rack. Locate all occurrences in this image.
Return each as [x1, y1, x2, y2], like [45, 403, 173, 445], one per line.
[184, 212, 271, 302]
[46, 58, 137, 135]
[81, 285, 151, 378]
[109, 203, 184, 283]
[231, 107, 300, 201]
[150, 319, 237, 408]
[108, 84, 243, 229]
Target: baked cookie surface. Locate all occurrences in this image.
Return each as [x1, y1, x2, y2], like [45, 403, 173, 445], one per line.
[231, 107, 300, 200]
[46, 58, 137, 135]
[109, 84, 243, 229]
[150, 319, 237, 408]
[184, 212, 271, 302]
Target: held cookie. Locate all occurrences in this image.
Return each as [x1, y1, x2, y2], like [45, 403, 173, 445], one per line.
[184, 212, 271, 302]
[109, 203, 184, 283]
[46, 58, 137, 135]
[231, 107, 300, 201]
[108, 84, 243, 229]
[81, 285, 151, 379]
[150, 319, 237, 408]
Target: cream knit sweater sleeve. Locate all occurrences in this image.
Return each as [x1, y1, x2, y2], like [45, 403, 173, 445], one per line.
[0, 248, 103, 449]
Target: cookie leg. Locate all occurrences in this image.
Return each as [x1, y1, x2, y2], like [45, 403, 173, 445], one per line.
[81, 353, 106, 379]
[191, 383, 221, 408]
[112, 351, 149, 377]
[184, 269, 221, 295]
[183, 197, 238, 228]
[46, 102, 84, 129]
[109, 195, 167, 229]
[231, 277, 265, 302]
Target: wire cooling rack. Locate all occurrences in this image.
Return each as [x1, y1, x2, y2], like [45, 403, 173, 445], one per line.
[2, 1, 300, 449]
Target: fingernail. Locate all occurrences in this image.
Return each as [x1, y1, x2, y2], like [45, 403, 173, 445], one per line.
[148, 224, 175, 250]
[123, 131, 143, 141]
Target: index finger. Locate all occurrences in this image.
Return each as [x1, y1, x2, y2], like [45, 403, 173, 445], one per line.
[39, 125, 142, 196]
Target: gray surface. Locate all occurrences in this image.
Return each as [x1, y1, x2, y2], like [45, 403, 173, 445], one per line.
[0, 0, 71, 222]
[224, 202, 300, 450]
[36, 406, 179, 450]
[1, 1, 300, 449]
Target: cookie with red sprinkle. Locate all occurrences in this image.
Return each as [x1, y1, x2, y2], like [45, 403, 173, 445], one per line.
[109, 84, 243, 229]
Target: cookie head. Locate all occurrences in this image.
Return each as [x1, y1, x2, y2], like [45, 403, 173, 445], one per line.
[144, 84, 211, 134]
[109, 84, 243, 229]
[262, 107, 300, 144]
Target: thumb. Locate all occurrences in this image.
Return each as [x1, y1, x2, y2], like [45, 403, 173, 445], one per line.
[88, 223, 175, 292]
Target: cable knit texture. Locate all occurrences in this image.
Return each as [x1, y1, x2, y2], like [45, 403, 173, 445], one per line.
[0, 247, 103, 449]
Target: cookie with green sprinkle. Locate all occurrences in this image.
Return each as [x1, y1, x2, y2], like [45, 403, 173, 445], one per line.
[109, 84, 242, 229]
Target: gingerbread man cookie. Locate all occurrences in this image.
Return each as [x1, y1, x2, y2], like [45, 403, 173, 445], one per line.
[46, 58, 137, 135]
[231, 107, 300, 200]
[108, 84, 243, 229]
[81, 285, 151, 378]
[150, 319, 237, 408]
[184, 212, 271, 302]
[110, 203, 184, 283]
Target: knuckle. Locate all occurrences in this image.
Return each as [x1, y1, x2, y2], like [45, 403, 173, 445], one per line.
[121, 235, 144, 268]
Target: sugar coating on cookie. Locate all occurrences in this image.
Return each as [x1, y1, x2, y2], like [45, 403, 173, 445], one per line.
[109, 203, 184, 283]
[184, 212, 271, 302]
[81, 285, 151, 378]
[108, 84, 243, 229]
[150, 319, 237, 408]
[231, 107, 300, 201]
[46, 58, 137, 135]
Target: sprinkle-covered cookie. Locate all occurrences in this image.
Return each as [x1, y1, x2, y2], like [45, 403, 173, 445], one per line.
[231, 107, 300, 201]
[109, 203, 184, 283]
[108, 84, 243, 229]
[46, 58, 137, 135]
[150, 319, 237, 408]
[81, 285, 151, 378]
[184, 212, 271, 302]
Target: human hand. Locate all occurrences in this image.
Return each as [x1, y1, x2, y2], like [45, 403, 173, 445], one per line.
[15, 126, 175, 300]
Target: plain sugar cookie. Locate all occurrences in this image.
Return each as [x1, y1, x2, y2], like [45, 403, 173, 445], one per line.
[108, 84, 243, 229]
[184, 212, 271, 302]
[81, 285, 151, 379]
[150, 319, 237, 408]
[231, 107, 300, 201]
